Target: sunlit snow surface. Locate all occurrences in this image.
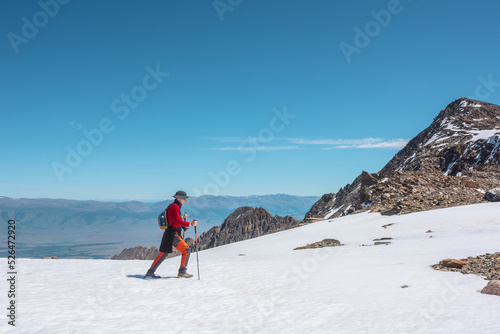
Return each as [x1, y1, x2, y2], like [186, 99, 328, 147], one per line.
[3, 203, 500, 333]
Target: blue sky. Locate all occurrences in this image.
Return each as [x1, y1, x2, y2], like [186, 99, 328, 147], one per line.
[1, 0, 500, 201]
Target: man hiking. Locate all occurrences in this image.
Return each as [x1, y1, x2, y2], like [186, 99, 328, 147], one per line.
[145, 190, 197, 278]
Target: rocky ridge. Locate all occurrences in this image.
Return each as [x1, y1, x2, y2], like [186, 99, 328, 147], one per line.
[112, 239, 194, 260]
[305, 168, 500, 219]
[112, 246, 160, 260]
[359, 169, 500, 215]
[196, 206, 299, 251]
[304, 193, 336, 220]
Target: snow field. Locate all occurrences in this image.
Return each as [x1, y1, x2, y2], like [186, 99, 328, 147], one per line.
[2, 203, 500, 333]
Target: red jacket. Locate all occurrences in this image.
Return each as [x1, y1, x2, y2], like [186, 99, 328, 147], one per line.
[167, 200, 190, 229]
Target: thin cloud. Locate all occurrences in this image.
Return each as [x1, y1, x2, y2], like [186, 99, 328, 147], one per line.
[210, 146, 300, 151]
[204, 137, 258, 143]
[205, 137, 407, 150]
[287, 137, 408, 149]
[321, 139, 409, 149]
[287, 138, 384, 146]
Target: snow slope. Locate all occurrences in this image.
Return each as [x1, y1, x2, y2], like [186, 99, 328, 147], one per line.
[2, 203, 500, 333]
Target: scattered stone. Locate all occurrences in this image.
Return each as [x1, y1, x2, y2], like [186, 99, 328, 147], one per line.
[432, 252, 500, 280]
[381, 207, 401, 216]
[238, 254, 246, 256]
[361, 171, 378, 187]
[481, 280, 500, 296]
[374, 242, 391, 246]
[294, 238, 342, 250]
[460, 177, 480, 189]
[42, 256, 58, 259]
[484, 188, 500, 202]
[425, 230, 433, 233]
[300, 218, 324, 226]
[401, 285, 409, 289]
[373, 237, 393, 241]
[442, 259, 469, 269]
[382, 223, 394, 229]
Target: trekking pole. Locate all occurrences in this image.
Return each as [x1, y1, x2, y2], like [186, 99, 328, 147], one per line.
[182, 213, 188, 239]
[194, 224, 200, 280]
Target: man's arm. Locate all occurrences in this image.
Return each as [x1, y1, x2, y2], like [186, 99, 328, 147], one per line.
[169, 204, 190, 228]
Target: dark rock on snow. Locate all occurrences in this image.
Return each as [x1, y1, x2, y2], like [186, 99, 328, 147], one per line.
[484, 188, 500, 202]
[294, 238, 342, 250]
[481, 280, 500, 297]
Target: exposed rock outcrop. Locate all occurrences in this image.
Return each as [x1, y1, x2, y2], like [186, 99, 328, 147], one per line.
[293, 238, 342, 250]
[112, 239, 196, 260]
[112, 246, 160, 260]
[305, 168, 500, 219]
[441, 259, 469, 269]
[432, 252, 500, 281]
[196, 207, 298, 251]
[360, 170, 496, 215]
[304, 193, 336, 219]
[485, 188, 500, 202]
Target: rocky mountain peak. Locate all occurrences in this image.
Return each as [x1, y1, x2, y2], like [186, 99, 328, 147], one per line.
[304, 98, 500, 221]
[438, 98, 500, 131]
[382, 98, 500, 175]
[222, 206, 274, 228]
[197, 206, 298, 251]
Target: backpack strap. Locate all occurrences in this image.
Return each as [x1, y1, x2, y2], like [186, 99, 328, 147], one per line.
[165, 203, 178, 228]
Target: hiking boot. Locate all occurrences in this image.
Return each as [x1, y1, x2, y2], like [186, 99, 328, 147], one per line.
[177, 273, 193, 278]
[178, 272, 193, 278]
[177, 266, 193, 278]
[144, 272, 161, 279]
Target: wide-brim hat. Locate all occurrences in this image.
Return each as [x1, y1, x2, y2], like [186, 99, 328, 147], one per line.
[173, 190, 189, 199]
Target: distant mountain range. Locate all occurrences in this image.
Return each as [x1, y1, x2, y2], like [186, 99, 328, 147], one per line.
[0, 194, 318, 259]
